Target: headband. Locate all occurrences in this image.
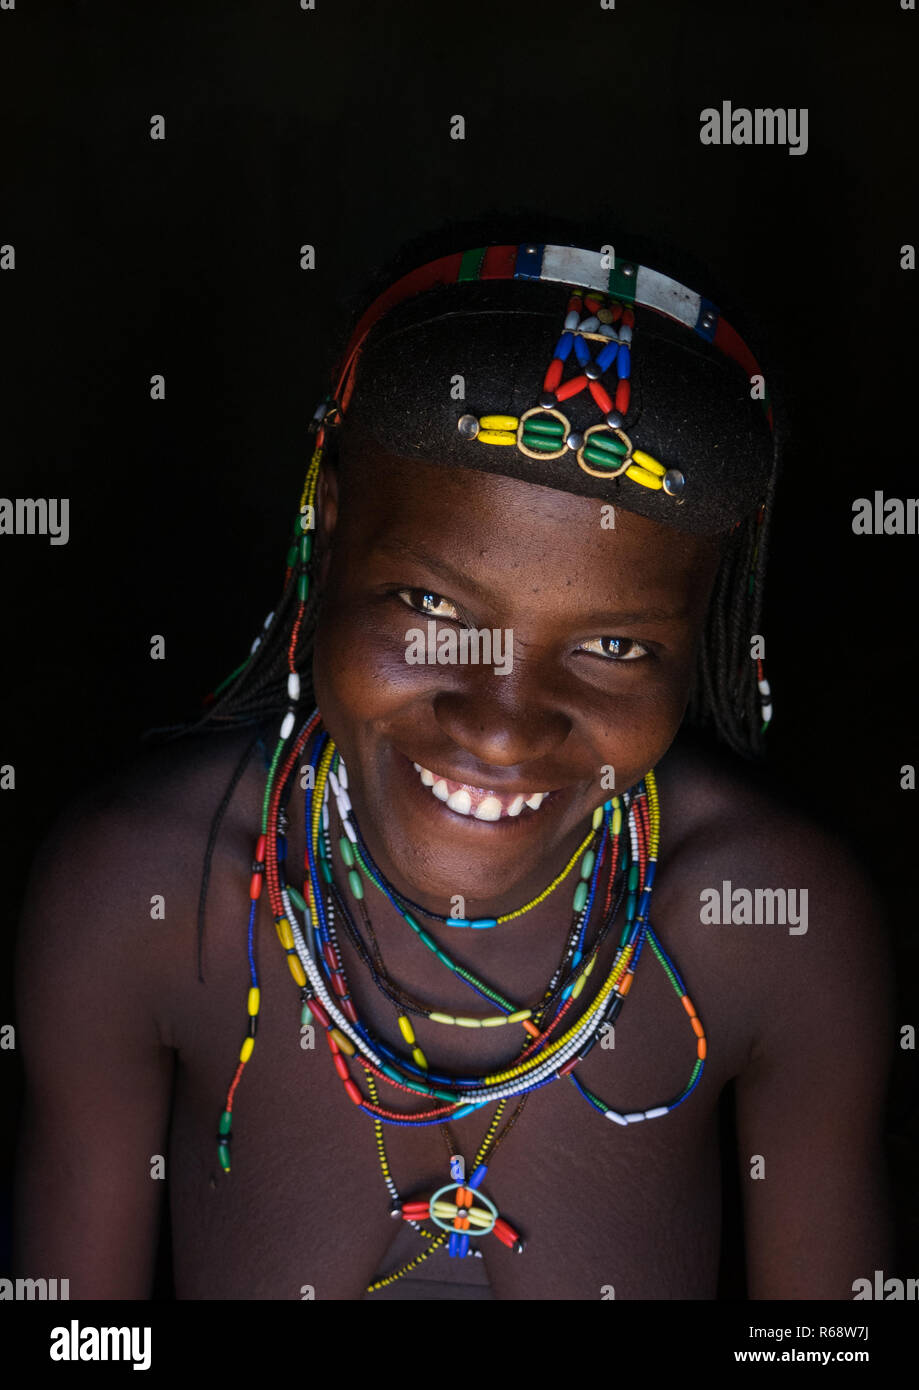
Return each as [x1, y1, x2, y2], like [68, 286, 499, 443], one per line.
[314, 243, 776, 537]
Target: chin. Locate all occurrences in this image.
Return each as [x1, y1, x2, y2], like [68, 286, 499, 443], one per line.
[347, 742, 584, 910]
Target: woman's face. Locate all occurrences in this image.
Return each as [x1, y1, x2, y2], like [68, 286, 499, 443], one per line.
[312, 447, 723, 916]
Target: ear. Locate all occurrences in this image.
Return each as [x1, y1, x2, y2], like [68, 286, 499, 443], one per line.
[315, 460, 340, 589]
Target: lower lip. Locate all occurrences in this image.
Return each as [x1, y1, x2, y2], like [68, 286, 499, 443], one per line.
[390, 746, 567, 835]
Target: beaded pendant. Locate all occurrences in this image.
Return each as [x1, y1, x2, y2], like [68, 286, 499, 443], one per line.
[457, 288, 686, 501]
[401, 1160, 523, 1258]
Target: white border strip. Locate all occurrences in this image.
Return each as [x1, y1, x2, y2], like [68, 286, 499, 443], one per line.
[537, 245, 704, 331]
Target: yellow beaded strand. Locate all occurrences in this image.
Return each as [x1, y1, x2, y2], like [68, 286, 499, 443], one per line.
[298, 443, 323, 517]
[646, 767, 661, 855]
[482, 943, 634, 1085]
[490, 822, 597, 923]
[311, 740, 337, 847]
[364, 1067, 448, 1292]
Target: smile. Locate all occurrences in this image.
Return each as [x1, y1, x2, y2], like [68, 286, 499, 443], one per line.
[412, 762, 551, 821]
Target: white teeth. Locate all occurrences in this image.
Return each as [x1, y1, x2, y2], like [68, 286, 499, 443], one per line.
[412, 761, 550, 819]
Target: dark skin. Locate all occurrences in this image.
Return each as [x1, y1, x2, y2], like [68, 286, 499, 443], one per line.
[13, 450, 892, 1299]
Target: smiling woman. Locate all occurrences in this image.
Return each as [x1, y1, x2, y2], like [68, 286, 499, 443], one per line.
[14, 232, 892, 1303]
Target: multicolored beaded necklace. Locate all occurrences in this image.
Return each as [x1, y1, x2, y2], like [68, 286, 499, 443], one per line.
[208, 247, 775, 1290]
[218, 695, 709, 1284]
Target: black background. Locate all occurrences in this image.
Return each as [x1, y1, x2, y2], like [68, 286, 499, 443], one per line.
[1, 0, 917, 1304]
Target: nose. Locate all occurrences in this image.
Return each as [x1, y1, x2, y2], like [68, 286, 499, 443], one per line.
[431, 662, 573, 770]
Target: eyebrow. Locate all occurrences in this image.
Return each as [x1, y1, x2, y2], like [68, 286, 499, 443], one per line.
[370, 538, 691, 626]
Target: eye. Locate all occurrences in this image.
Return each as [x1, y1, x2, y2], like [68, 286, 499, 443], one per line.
[578, 636, 650, 661]
[396, 587, 462, 621]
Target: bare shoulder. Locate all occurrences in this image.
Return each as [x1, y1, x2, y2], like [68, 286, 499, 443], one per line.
[13, 727, 273, 1297]
[653, 734, 892, 1072]
[44, 724, 265, 848]
[658, 731, 888, 926]
[30, 724, 266, 919]
[19, 725, 269, 1044]
[654, 738, 895, 1294]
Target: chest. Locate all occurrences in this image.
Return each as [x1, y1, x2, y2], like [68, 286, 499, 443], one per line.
[164, 860, 740, 1299]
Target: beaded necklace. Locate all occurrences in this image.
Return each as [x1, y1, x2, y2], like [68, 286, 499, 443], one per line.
[315, 787, 622, 1079]
[217, 694, 708, 1287]
[322, 806, 626, 1032]
[317, 767, 636, 1285]
[300, 728, 645, 1115]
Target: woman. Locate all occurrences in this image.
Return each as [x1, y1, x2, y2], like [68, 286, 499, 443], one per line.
[13, 236, 892, 1300]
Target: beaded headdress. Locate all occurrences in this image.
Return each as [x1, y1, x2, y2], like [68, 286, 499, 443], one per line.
[316, 242, 776, 538]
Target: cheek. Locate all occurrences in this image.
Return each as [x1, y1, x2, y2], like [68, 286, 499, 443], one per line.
[573, 621, 700, 784]
[587, 682, 686, 787]
[311, 590, 420, 722]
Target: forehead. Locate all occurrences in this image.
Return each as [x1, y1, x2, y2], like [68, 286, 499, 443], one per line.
[334, 448, 724, 605]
